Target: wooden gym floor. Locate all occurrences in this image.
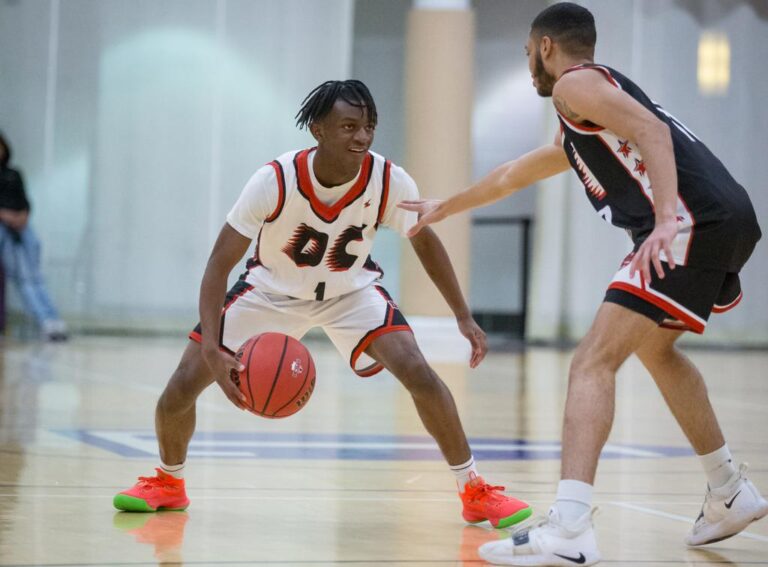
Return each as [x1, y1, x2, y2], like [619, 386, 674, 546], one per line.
[0, 333, 766, 566]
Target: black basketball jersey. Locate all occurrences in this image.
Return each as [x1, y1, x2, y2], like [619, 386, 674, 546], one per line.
[558, 64, 760, 272]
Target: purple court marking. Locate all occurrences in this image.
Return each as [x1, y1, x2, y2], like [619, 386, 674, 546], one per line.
[55, 429, 693, 461]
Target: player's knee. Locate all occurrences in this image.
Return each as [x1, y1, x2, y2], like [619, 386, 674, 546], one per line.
[637, 337, 678, 367]
[158, 363, 201, 414]
[570, 341, 624, 379]
[393, 358, 438, 395]
[157, 385, 188, 416]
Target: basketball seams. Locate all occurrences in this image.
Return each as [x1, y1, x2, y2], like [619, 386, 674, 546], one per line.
[269, 348, 314, 417]
[237, 333, 315, 418]
[243, 335, 262, 412]
[260, 335, 289, 415]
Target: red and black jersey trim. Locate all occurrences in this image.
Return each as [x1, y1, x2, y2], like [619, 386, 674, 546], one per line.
[557, 113, 603, 133]
[607, 281, 706, 334]
[593, 135, 654, 209]
[375, 159, 392, 229]
[349, 285, 411, 377]
[294, 148, 374, 224]
[363, 255, 384, 278]
[557, 64, 620, 133]
[244, 226, 265, 271]
[562, 63, 621, 88]
[265, 160, 287, 222]
[712, 291, 743, 313]
[189, 278, 253, 354]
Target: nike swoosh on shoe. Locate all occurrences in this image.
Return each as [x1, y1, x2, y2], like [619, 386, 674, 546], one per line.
[554, 552, 587, 564]
[725, 490, 742, 509]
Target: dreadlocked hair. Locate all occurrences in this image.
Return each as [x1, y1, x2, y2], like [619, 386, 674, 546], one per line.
[295, 80, 378, 130]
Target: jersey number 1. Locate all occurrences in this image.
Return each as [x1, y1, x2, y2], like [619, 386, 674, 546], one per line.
[314, 282, 326, 301]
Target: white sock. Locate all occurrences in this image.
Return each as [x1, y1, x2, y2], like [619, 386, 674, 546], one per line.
[555, 479, 593, 525]
[699, 444, 736, 489]
[451, 456, 478, 490]
[160, 461, 185, 479]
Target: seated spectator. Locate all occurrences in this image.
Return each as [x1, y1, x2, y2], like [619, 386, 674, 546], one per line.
[0, 132, 67, 341]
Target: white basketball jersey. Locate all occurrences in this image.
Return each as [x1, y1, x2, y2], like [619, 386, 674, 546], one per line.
[226, 148, 418, 301]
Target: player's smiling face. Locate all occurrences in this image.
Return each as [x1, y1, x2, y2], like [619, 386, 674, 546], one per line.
[312, 100, 375, 171]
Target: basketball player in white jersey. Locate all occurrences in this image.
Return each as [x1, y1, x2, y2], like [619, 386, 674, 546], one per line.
[400, 4, 766, 566]
[114, 80, 532, 530]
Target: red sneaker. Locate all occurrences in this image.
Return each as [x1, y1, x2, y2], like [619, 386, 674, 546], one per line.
[459, 474, 531, 528]
[114, 469, 190, 512]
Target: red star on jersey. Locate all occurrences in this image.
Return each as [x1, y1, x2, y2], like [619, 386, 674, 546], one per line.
[633, 158, 647, 177]
[617, 140, 632, 158]
[364, 199, 371, 208]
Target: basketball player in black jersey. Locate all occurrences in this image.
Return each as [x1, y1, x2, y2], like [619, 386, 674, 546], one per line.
[400, 3, 766, 565]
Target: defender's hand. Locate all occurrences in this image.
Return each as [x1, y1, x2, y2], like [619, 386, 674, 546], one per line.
[457, 316, 488, 369]
[629, 220, 678, 282]
[202, 345, 248, 410]
[398, 199, 447, 237]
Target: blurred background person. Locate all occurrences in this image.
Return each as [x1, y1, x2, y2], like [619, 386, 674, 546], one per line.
[0, 132, 67, 341]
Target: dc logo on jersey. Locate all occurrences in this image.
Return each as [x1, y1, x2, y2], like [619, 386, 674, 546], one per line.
[281, 224, 328, 267]
[290, 359, 303, 377]
[282, 223, 367, 272]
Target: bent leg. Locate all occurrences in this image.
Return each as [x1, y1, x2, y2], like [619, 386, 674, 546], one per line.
[365, 330, 471, 466]
[114, 341, 212, 512]
[562, 302, 657, 483]
[635, 328, 725, 455]
[156, 340, 215, 465]
[638, 329, 768, 545]
[478, 304, 651, 567]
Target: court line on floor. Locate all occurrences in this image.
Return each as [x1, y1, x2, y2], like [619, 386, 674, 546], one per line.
[0, 492, 712, 506]
[0, 492, 459, 502]
[609, 501, 768, 542]
[0, 493, 714, 511]
[1, 560, 767, 566]
[0, 562, 490, 566]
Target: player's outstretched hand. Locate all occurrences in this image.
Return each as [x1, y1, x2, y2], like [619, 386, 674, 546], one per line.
[398, 199, 447, 237]
[629, 219, 678, 282]
[457, 316, 488, 369]
[202, 346, 248, 410]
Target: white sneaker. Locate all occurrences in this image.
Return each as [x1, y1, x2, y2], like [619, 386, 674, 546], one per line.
[686, 463, 768, 546]
[478, 507, 601, 566]
[42, 319, 68, 341]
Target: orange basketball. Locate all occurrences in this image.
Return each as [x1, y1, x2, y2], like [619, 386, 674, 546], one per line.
[232, 333, 316, 418]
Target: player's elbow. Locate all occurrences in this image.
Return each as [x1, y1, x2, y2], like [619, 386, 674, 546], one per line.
[638, 119, 672, 149]
[496, 162, 522, 197]
[409, 227, 436, 252]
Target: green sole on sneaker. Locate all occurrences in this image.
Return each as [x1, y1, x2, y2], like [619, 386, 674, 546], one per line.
[464, 505, 533, 527]
[496, 506, 533, 529]
[113, 494, 188, 512]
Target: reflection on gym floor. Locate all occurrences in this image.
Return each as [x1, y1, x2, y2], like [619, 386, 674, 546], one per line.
[1, 335, 766, 566]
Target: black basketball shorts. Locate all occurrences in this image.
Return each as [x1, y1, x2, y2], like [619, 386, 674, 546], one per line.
[603, 253, 743, 334]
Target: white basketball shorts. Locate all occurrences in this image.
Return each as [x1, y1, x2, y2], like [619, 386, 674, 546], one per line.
[190, 281, 411, 377]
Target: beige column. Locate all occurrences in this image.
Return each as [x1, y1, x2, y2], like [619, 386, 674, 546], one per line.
[401, 0, 474, 316]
